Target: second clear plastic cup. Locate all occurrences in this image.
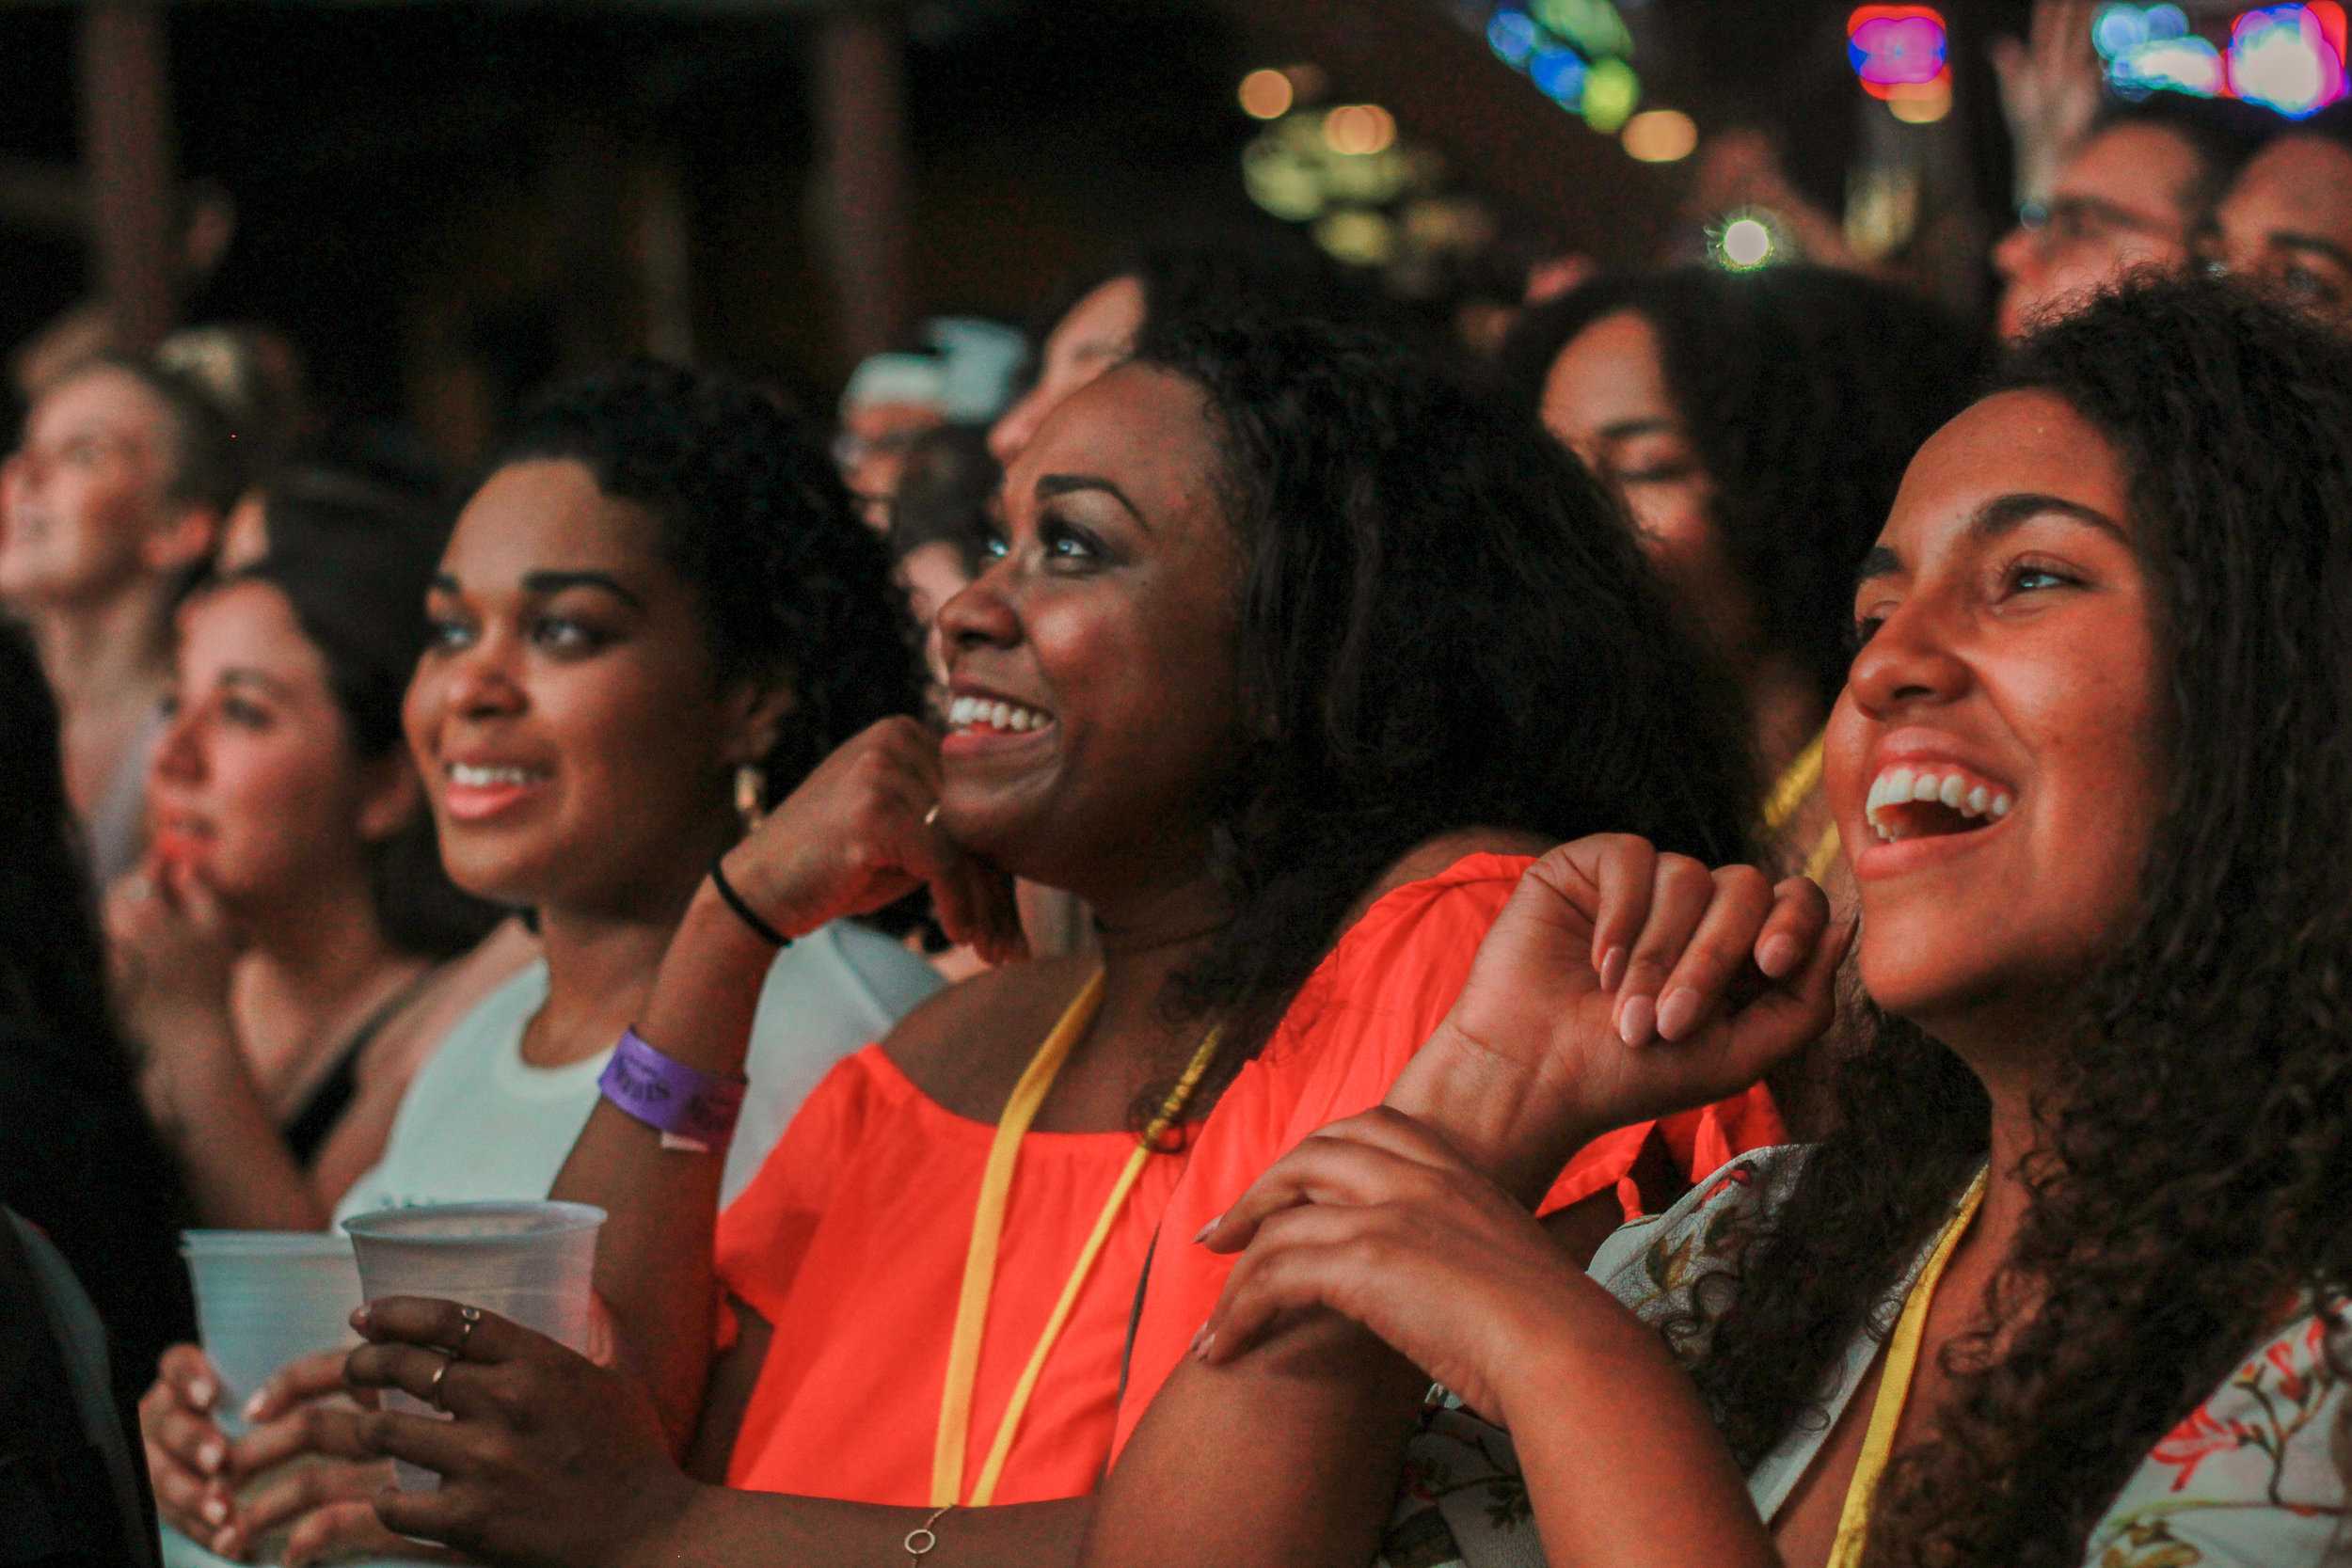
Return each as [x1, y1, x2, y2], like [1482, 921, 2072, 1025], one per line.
[342, 1200, 606, 1492]
[180, 1230, 363, 1438]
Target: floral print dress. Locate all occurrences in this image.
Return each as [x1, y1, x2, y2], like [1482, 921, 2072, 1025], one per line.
[1378, 1147, 2352, 1568]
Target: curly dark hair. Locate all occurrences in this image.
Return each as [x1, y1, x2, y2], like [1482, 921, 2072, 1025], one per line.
[493, 360, 923, 807]
[1677, 277, 2352, 1567]
[1498, 265, 1990, 725]
[1128, 311, 1756, 1099]
[238, 470, 501, 958]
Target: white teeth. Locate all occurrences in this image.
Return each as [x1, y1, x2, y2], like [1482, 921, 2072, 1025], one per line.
[448, 763, 542, 787]
[1862, 764, 2018, 841]
[947, 695, 1052, 734]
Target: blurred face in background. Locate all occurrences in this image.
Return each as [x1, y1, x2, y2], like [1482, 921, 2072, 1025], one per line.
[149, 579, 410, 914]
[1539, 309, 1756, 657]
[1994, 124, 2205, 341]
[896, 540, 972, 690]
[404, 459, 758, 918]
[2203, 135, 2352, 325]
[0, 365, 195, 609]
[987, 275, 1147, 466]
[839, 401, 945, 532]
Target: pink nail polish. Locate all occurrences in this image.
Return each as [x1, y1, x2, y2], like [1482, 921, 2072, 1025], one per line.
[203, 1496, 229, 1527]
[1757, 935, 1799, 978]
[199, 1439, 225, 1475]
[243, 1389, 269, 1421]
[1655, 987, 1700, 1041]
[1617, 993, 1657, 1049]
[1195, 1330, 1216, 1361]
[1191, 1212, 1222, 1244]
[1598, 945, 1628, 992]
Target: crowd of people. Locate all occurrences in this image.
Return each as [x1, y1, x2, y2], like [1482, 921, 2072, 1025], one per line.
[8, 13, 2352, 1567]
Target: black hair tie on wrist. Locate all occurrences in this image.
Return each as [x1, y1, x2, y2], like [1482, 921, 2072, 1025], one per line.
[709, 854, 791, 948]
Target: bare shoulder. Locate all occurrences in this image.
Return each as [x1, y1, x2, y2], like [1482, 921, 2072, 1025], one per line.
[880, 953, 1099, 1113]
[1341, 826, 1553, 926]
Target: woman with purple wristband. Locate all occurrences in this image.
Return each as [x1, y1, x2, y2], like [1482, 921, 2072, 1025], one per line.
[140, 362, 942, 1564]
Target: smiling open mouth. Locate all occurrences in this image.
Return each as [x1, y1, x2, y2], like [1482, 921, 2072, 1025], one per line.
[946, 695, 1055, 736]
[1864, 766, 2014, 844]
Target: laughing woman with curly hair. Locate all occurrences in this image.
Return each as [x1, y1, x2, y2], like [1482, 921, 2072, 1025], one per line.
[1086, 277, 2352, 1568]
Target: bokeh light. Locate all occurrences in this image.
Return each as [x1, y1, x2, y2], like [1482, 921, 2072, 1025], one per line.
[1324, 103, 1399, 155]
[1716, 213, 1780, 271]
[2231, 5, 2349, 116]
[1848, 7, 1949, 89]
[1238, 69, 1295, 120]
[1887, 69, 1954, 121]
[1620, 108, 1697, 162]
[1581, 57, 1642, 131]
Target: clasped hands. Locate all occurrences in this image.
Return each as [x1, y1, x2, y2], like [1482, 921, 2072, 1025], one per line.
[1189, 834, 1851, 1426]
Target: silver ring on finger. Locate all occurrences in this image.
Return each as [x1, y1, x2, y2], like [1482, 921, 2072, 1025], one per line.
[427, 1354, 453, 1412]
[449, 1303, 482, 1360]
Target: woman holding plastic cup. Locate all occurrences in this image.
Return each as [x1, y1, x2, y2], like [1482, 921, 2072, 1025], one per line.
[141, 363, 942, 1563]
[337, 313, 1780, 1563]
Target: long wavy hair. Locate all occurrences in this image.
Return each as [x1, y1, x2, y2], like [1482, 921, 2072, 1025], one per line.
[1129, 312, 1756, 1102]
[1678, 277, 2352, 1565]
[1498, 266, 1989, 723]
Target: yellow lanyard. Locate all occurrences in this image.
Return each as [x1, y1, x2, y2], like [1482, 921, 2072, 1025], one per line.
[930, 969, 1221, 1508]
[1825, 1168, 1988, 1568]
[1759, 729, 1843, 885]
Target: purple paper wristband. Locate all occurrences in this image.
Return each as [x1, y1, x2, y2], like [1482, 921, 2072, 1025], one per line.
[598, 1027, 749, 1148]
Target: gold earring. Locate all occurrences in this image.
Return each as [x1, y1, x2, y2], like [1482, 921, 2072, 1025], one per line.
[735, 762, 768, 834]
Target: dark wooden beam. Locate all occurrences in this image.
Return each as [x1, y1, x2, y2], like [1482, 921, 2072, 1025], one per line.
[814, 7, 913, 366]
[78, 0, 180, 351]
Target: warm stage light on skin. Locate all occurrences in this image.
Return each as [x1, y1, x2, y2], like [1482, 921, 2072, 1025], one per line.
[1621, 108, 1697, 161]
[1239, 68, 1295, 120]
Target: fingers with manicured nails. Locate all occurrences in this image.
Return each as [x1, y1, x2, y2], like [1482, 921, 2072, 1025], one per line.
[1650, 865, 1775, 1043]
[228, 1398, 376, 1476]
[1197, 1204, 1381, 1363]
[205, 1457, 389, 1562]
[281, 1499, 401, 1568]
[236, 1345, 351, 1428]
[1197, 1109, 1469, 1254]
[1754, 876, 1831, 979]
[158, 1343, 221, 1411]
[1570, 834, 1654, 991]
[350, 1296, 530, 1361]
[1614, 854, 1716, 1046]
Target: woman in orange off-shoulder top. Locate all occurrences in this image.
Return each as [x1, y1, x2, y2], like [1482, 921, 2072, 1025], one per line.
[341, 312, 1778, 1568]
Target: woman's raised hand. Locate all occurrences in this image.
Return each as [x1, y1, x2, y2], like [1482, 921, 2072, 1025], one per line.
[1190, 1108, 1621, 1425]
[342, 1297, 693, 1566]
[720, 717, 1026, 963]
[1391, 835, 1849, 1193]
[104, 854, 241, 1058]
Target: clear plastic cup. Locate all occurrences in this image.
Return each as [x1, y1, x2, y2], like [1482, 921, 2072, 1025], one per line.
[178, 1231, 363, 1438]
[341, 1201, 606, 1491]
